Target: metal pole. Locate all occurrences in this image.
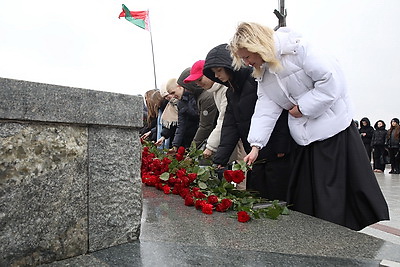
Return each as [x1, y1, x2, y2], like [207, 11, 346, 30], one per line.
[149, 29, 158, 89]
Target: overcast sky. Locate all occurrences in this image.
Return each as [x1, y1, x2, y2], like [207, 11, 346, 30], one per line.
[1, 0, 399, 126]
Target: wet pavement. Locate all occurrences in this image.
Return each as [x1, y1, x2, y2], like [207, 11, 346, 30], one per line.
[43, 169, 400, 267]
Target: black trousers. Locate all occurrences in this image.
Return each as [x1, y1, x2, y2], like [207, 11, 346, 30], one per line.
[372, 145, 386, 171]
[388, 147, 400, 172]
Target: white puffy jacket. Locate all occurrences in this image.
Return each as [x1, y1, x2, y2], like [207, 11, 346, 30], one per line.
[249, 28, 354, 147]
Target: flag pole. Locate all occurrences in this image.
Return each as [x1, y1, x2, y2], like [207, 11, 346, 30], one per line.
[147, 10, 157, 89]
[149, 28, 157, 89]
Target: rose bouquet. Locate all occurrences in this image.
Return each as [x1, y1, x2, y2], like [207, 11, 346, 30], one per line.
[141, 140, 289, 222]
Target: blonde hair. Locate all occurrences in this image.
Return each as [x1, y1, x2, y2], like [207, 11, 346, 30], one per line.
[144, 89, 163, 125]
[229, 22, 281, 78]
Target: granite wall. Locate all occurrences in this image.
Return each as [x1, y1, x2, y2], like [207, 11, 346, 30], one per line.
[0, 77, 143, 266]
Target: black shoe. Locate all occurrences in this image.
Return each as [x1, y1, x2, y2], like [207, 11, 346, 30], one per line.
[389, 170, 394, 174]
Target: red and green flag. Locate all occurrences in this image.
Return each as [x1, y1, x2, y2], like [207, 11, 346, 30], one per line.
[118, 4, 150, 31]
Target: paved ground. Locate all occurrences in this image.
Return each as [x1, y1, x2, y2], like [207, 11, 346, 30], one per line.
[43, 167, 400, 266]
[360, 167, 400, 245]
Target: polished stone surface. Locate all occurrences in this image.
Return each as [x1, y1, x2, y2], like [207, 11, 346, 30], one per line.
[43, 181, 400, 266]
[360, 168, 400, 245]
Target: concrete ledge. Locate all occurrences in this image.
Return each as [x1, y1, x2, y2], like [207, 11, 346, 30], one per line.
[0, 77, 143, 127]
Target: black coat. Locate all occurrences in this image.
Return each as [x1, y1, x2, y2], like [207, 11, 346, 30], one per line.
[203, 44, 292, 165]
[359, 117, 374, 145]
[139, 116, 157, 142]
[172, 91, 199, 149]
[371, 120, 387, 147]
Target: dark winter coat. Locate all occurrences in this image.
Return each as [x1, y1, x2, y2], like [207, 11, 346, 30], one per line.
[177, 68, 218, 148]
[172, 90, 199, 149]
[386, 125, 400, 149]
[359, 117, 374, 145]
[203, 43, 292, 165]
[139, 116, 157, 142]
[371, 120, 387, 147]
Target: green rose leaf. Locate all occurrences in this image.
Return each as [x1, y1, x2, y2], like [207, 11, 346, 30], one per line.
[198, 181, 208, 189]
[159, 172, 170, 181]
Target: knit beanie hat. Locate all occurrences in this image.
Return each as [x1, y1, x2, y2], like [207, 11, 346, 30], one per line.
[392, 118, 399, 124]
[177, 67, 204, 96]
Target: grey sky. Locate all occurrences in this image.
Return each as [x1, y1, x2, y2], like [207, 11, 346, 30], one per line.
[1, 0, 399, 126]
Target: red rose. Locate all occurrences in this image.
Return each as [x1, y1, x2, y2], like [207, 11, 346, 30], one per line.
[195, 199, 206, 210]
[221, 198, 232, 208]
[176, 153, 184, 161]
[184, 196, 195, 206]
[223, 170, 234, 183]
[207, 195, 219, 204]
[179, 188, 191, 198]
[176, 169, 187, 178]
[162, 157, 172, 164]
[194, 190, 206, 199]
[168, 177, 177, 185]
[215, 203, 225, 212]
[237, 211, 251, 223]
[172, 186, 180, 195]
[215, 198, 232, 212]
[202, 203, 214, 214]
[155, 182, 163, 190]
[192, 187, 200, 192]
[181, 176, 190, 187]
[232, 170, 245, 184]
[163, 185, 171, 194]
[187, 173, 197, 182]
[177, 146, 185, 155]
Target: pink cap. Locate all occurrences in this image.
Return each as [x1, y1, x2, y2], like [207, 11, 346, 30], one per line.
[183, 60, 205, 83]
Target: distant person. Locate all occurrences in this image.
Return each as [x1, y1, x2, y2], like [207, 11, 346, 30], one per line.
[359, 117, 374, 162]
[386, 118, 400, 174]
[166, 78, 199, 150]
[371, 120, 387, 173]
[203, 43, 294, 201]
[229, 22, 389, 230]
[139, 89, 163, 142]
[177, 67, 218, 149]
[155, 83, 178, 149]
[184, 59, 247, 189]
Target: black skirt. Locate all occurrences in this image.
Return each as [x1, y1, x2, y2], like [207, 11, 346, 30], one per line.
[287, 122, 389, 231]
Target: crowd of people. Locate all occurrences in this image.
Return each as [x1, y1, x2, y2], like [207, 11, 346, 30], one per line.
[357, 117, 400, 174]
[139, 22, 389, 231]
